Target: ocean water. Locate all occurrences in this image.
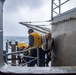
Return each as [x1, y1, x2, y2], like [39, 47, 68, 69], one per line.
[3, 36, 29, 50]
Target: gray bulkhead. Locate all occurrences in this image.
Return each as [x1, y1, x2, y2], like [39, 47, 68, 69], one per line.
[51, 7, 76, 66]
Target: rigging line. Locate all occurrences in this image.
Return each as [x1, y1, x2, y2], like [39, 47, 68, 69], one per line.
[23, 25, 48, 34]
[20, 19, 52, 24]
[26, 24, 51, 26]
[21, 25, 48, 31]
[19, 22, 51, 32]
[19, 22, 51, 26]
[23, 20, 51, 23]
[19, 22, 48, 34]
[31, 25, 51, 32]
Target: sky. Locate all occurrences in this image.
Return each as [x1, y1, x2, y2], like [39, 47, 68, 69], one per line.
[3, 0, 76, 36]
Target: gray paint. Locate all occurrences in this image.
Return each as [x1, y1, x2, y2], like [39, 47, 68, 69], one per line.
[0, 0, 5, 67]
[51, 7, 76, 66]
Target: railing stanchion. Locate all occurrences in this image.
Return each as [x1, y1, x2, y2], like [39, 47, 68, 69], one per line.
[37, 46, 39, 66]
[5, 41, 8, 64]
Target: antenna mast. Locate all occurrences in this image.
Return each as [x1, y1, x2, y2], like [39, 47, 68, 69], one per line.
[51, 0, 70, 20]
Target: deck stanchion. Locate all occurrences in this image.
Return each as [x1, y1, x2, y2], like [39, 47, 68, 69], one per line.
[37, 46, 39, 66]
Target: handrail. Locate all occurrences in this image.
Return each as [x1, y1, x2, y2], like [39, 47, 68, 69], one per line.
[4, 42, 40, 66]
[4, 46, 38, 56]
[22, 58, 38, 66]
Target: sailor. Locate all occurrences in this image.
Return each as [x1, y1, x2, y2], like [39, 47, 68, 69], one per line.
[27, 29, 45, 67]
[42, 33, 54, 66]
[17, 42, 30, 65]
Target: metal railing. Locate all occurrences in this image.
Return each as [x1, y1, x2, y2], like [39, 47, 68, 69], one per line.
[51, 0, 70, 20]
[4, 41, 39, 66]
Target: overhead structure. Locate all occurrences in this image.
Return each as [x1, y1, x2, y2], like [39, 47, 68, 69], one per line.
[51, 0, 76, 66]
[51, 0, 70, 20]
[19, 22, 51, 34]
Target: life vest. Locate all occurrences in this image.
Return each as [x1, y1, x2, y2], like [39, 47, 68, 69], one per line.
[42, 37, 53, 51]
[30, 32, 42, 48]
[17, 42, 30, 56]
[17, 42, 27, 49]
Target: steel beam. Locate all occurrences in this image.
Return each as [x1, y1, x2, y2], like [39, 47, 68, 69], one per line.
[0, 0, 5, 67]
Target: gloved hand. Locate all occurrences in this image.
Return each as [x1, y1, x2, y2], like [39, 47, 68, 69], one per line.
[20, 54, 23, 59]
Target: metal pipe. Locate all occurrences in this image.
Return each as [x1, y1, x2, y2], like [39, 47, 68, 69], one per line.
[22, 58, 38, 66]
[53, 11, 59, 15]
[53, 2, 58, 7]
[5, 46, 38, 56]
[19, 22, 47, 34]
[4, 41, 8, 64]
[14, 54, 37, 59]
[51, 0, 53, 20]
[22, 56, 37, 59]
[53, 0, 70, 10]
[59, 0, 61, 14]
[37, 47, 39, 66]
[0, 0, 5, 67]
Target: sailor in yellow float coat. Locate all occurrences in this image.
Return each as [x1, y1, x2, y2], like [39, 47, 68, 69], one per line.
[17, 42, 30, 56]
[30, 32, 42, 48]
[17, 42, 27, 49]
[17, 42, 30, 65]
[27, 29, 45, 66]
